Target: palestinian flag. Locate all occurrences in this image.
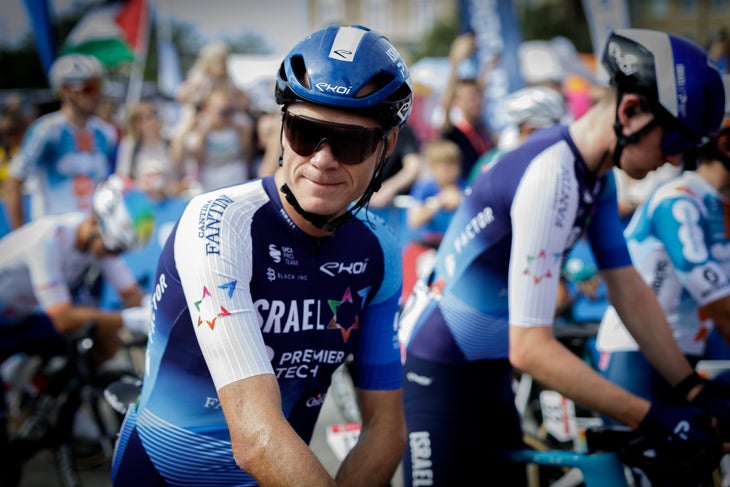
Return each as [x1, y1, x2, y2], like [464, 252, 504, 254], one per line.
[60, 0, 148, 68]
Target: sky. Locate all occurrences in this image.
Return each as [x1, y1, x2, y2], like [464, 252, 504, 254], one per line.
[0, 0, 310, 54]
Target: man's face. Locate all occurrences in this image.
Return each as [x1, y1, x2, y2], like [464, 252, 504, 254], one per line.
[279, 103, 390, 223]
[205, 93, 235, 129]
[65, 79, 102, 117]
[618, 112, 684, 180]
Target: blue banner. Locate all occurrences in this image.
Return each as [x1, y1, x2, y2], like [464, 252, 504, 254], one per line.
[459, 0, 524, 133]
[580, 0, 630, 83]
[22, 0, 57, 77]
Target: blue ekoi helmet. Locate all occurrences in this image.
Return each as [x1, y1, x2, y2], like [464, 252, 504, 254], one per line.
[602, 28, 725, 158]
[275, 24, 413, 130]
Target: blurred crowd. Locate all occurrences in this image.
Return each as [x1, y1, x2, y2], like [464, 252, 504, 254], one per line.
[1, 27, 728, 306]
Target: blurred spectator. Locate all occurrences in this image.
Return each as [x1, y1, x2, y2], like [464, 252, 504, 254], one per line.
[440, 32, 495, 178]
[95, 93, 123, 139]
[402, 139, 465, 301]
[174, 40, 248, 138]
[369, 123, 423, 209]
[3, 54, 116, 229]
[407, 139, 465, 240]
[467, 85, 568, 184]
[172, 87, 254, 193]
[116, 100, 187, 201]
[251, 109, 280, 177]
[0, 109, 29, 197]
[707, 28, 729, 73]
[256, 113, 283, 178]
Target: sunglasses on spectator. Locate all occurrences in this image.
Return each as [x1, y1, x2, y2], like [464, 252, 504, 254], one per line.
[282, 111, 386, 165]
[218, 107, 235, 118]
[67, 80, 102, 96]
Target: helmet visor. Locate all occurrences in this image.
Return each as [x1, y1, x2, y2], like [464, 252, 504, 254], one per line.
[283, 111, 385, 165]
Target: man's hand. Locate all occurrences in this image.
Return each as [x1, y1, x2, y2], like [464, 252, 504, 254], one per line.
[631, 402, 723, 484]
[690, 376, 730, 439]
[121, 305, 151, 334]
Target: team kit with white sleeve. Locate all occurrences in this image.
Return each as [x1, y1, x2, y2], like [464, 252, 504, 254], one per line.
[0, 213, 138, 342]
[8, 111, 116, 219]
[596, 169, 730, 403]
[399, 124, 632, 484]
[111, 175, 403, 486]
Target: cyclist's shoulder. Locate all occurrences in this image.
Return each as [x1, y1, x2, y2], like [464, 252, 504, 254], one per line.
[22, 111, 66, 142]
[644, 171, 711, 217]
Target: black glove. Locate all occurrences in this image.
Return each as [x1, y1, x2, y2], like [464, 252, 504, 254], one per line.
[689, 374, 730, 439]
[630, 402, 723, 486]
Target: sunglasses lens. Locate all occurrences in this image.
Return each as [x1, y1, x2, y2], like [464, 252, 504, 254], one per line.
[283, 113, 382, 165]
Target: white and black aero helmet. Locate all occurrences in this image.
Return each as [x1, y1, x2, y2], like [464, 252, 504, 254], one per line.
[602, 29, 725, 165]
[49, 54, 105, 94]
[92, 175, 155, 253]
[504, 86, 567, 129]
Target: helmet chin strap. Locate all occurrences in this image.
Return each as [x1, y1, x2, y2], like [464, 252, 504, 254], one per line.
[611, 94, 660, 169]
[280, 146, 389, 233]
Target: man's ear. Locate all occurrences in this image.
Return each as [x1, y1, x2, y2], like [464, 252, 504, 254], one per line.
[385, 129, 400, 156]
[616, 93, 649, 131]
[618, 93, 643, 120]
[718, 130, 730, 155]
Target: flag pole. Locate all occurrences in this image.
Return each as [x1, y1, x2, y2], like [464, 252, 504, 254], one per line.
[125, 0, 151, 107]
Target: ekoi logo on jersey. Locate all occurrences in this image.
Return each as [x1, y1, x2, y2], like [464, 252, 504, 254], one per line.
[194, 280, 237, 330]
[522, 249, 561, 284]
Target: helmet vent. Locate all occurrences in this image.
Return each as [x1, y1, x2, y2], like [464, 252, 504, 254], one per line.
[356, 71, 395, 98]
[289, 55, 309, 88]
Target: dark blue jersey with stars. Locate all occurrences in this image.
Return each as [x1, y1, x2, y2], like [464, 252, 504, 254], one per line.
[119, 176, 402, 485]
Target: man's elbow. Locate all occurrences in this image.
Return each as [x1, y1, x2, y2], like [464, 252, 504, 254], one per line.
[230, 428, 274, 474]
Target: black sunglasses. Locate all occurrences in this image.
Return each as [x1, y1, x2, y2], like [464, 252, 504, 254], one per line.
[283, 111, 386, 165]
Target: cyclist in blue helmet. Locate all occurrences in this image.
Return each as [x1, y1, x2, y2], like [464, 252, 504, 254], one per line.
[111, 25, 412, 487]
[399, 28, 726, 486]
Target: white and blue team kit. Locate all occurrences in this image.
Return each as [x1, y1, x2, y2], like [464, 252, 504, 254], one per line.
[399, 125, 632, 485]
[111, 175, 403, 486]
[598, 170, 730, 358]
[8, 112, 116, 219]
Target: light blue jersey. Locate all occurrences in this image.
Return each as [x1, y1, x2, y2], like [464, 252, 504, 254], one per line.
[598, 170, 730, 356]
[8, 111, 116, 219]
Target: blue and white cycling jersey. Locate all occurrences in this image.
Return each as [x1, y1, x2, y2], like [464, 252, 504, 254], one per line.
[400, 125, 631, 363]
[124, 176, 402, 485]
[8, 112, 116, 219]
[597, 170, 730, 356]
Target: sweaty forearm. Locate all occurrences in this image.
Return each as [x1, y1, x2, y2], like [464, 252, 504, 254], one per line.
[512, 327, 650, 428]
[335, 424, 405, 487]
[335, 389, 406, 486]
[610, 276, 694, 386]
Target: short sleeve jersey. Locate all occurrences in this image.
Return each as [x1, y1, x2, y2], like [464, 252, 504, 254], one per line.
[401, 125, 631, 364]
[9, 112, 116, 219]
[0, 213, 136, 326]
[597, 170, 730, 356]
[134, 176, 402, 484]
